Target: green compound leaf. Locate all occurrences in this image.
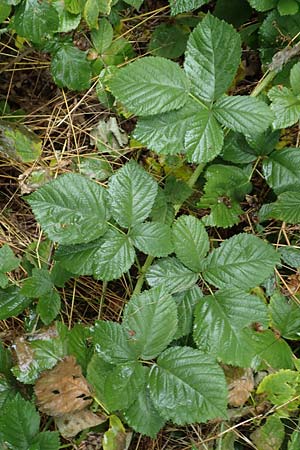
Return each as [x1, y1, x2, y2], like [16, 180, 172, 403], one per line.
[172, 215, 209, 272]
[134, 101, 199, 155]
[13, 0, 59, 43]
[27, 173, 110, 245]
[123, 285, 178, 360]
[124, 379, 166, 438]
[0, 244, 19, 273]
[51, 45, 91, 91]
[0, 286, 32, 320]
[0, 120, 42, 163]
[37, 290, 61, 326]
[185, 107, 224, 163]
[109, 56, 190, 116]
[264, 191, 300, 224]
[248, 0, 276, 11]
[0, 395, 40, 450]
[251, 416, 285, 450]
[202, 233, 280, 289]
[108, 160, 158, 228]
[91, 18, 113, 54]
[129, 222, 174, 257]
[214, 95, 273, 135]
[93, 228, 135, 281]
[93, 320, 138, 364]
[263, 148, 300, 194]
[146, 257, 199, 294]
[104, 362, 146, 410]
[169, 0, 209, 14]
[184, 14, 241, 102]
[173, 285, 203, 340]
[193, 288, 269, 366]
[149, 346, 227, 424]
[269, 291, 300, 340]
[268, 86, 300, 129]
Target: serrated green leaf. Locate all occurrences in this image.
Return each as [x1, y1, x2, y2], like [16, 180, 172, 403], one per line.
[249, 329, 294, 370]
[51, 45, 91, 91]
[91, 18, 113, 53]
[290, 62, 300, 95]
[172, 215, 209, 272]
[93, 228, 135, 281]
[0, 244, 19, 273]
[184, 14, 241, 102]
[134, 100, 198, 155]
[248, 0, 276, 11]
[0, 395, 40, 450]
[203, 201, 244, 228]
[123, 285, 178, 359]
[0, 120, 42, 162]
[264, 191, 300, 224]
[278, 0, 299, 15]
[251, 416, 285, 450]
[21, 268, 54, 297]
[64, 0, 85, 13]
[149, 23, 187, 59]
[149, 346, 227, 424]
[164, 175, 193, 204]
[279, 246, 300, 268]
[123, 379, 165, 438]
[68, 324, 92, 373]
[173, 285, 203, 339]
[214, 95, 273, 135]
[0, 286, 32, 320]
[104, 362, 146, 410]
[52, 0, 81, 33]
[222, 131, 257, 164]
[109, 56, 190, 116]
[257, 370, 300, 410]
[0, 375, 17, 408]
[288, 427, 300, 450]
[185, 107, 224, 163]
[268, 86, 300, 129]
[263, 148, 300, 194]
[13, 0, 59, 43]
[87, 353, 115, 404]
[202, 233, 280, 289]
[194, 288, 269, 366]
[269, 291, 300, 340]
[83, 0, 99, 29]
[55, 239, 101, 275]
[50, 262, 73, 288]
[146, 257, 199, 294]
[27, 173, 109, 245]
[150, 188, 174, 225]
[30, 431, 60, 450]
[246, 128, 280, 156]
[108, 160, 158, 228]
[169, 0, 209, 14]
[129, 222, 173, 257]
[0, 2, 11, 21]
[92, 321, 137, 363]
[37, 290, 61, 325]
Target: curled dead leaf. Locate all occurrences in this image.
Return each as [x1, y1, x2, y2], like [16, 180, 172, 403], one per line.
[55, 409, 107, 438]
[224, 365, 254, 407]
[34, 355, 92, 416]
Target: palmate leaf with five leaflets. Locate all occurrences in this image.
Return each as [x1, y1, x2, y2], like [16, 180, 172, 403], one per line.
[149, 346, 227, 424]
[193, 288, 269, 366]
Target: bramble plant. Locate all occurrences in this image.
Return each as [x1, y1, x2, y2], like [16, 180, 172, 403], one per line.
[1, 0, 300, 449]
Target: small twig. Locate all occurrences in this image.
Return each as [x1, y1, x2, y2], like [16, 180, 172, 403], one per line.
[0, 47, 34, 74]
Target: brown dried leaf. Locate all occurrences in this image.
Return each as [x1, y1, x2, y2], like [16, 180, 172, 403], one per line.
[13, 337, 34, 372]
[55, 409, 107, 438]
[34, 355, 93, 416]
[224, 365, 254, 407]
